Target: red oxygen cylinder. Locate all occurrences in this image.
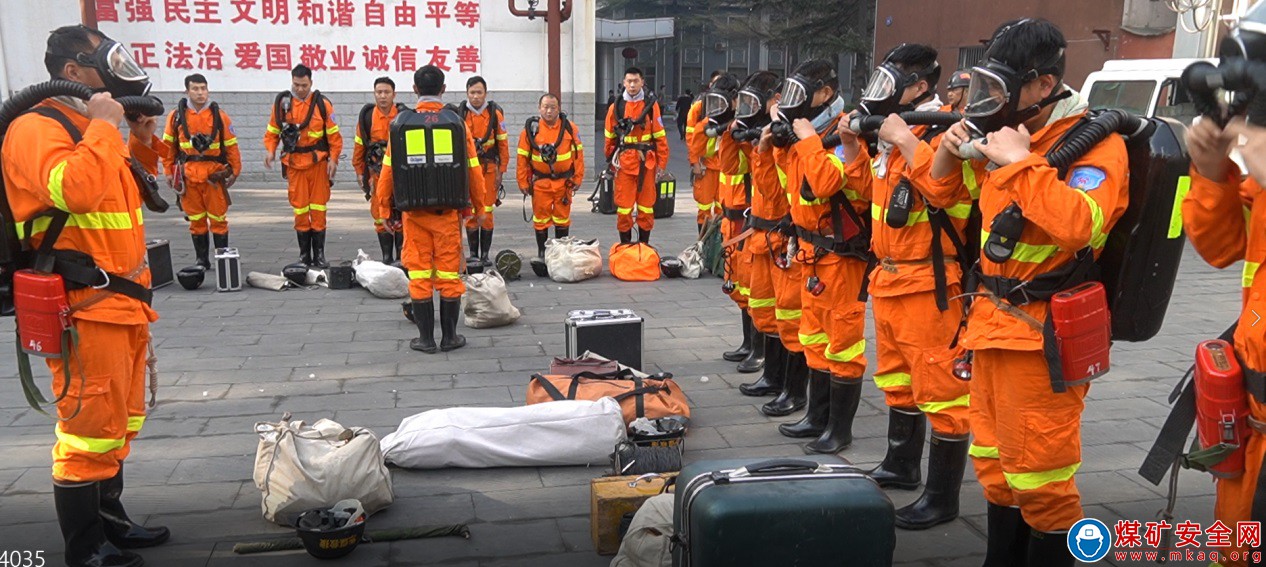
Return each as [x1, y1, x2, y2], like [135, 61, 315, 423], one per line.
[13, 269, 70, 357]
[1050, 281, 1112, 384]
[1194, 339, 1249, 479]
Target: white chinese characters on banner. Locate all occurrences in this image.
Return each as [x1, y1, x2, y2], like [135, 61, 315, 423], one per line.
[93, 0, 482, 92]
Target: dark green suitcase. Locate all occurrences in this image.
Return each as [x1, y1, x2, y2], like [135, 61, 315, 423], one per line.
[672, 457, 895, 566]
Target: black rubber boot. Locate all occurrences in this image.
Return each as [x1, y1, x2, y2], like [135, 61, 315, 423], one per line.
[467, 228, 480, 258]
[212, 232, 228, 253]
[1027, 530, 1073, 567]
[983, 504, 1032, 567]
[762, 350, 808, 416]
[554, 226, 569, 239]
[535, 229, 549, 258]
[868, 407, 928, 490]
[779, 369, 831, 438]
[192, 233, 211, 269]
[378, 232, 395, 263]
[895, 435, 969, 530]
[804, 376, 863, 454]
[479, 228, 494, 262]
[402, 300, 414, 322]
[619, 230, 633, 245]
[736, 320, 766, 373]
[638, 229, 651, 244]
[310, 230, 329, 268]
[55, 482, 144, 567]
[439, 297, 467, 352]
[740, 335, 785, 396]
[100, 465, 170, 549]
[723, 310, 754, 362]
[409, 301, 437, 353]
[297, 230, 313, 266]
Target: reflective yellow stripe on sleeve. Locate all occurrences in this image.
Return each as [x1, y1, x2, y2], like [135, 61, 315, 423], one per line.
[267, 124, 281, 134]
[1075, 190, 1108, 249]
[48, 161, 69, 211]
[127, 416, 145, 432]
[980, 230, 1061, 264]
[1245, 261, 1260, 289]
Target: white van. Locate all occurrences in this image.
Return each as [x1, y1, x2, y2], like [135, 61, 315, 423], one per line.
[1080, 58, 1214, 123]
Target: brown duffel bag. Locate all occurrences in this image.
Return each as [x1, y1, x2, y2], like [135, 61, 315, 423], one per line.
[527, 371, 690, 424]
[549, 356, 620, 377]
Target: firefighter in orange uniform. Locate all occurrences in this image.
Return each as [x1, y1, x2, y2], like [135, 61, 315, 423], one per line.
[459, 76, 509, 263]
[768, 60, 870, 453]
[354, 76, 405, 263]
[839, 44, 974, 530]
[1183, 112, 1266, 567]
[374, 65, 485, 353]
[687, 71, 723, 232]
[517, 93, 585, 257]
[604, 67, 670, 244]
[927, 20, 1130, 565]
[2, 25, 169, 567]
[162, 73, 241, 269]
[725, 71, 802, 394]
[264, 64, 343, 268]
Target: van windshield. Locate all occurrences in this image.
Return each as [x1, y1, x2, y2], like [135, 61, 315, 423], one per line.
[1087, 80, 1156, 115]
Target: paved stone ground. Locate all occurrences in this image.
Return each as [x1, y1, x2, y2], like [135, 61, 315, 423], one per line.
[0, 133, 1245, 566]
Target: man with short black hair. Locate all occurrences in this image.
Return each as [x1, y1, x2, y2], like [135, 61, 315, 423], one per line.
[458, 75, 508, 262]
[354, 76, 405, 262]
[163, 73, 241, 269]
[264, 64, 342, 268]
[603, 67, 669, 244]
[374, 65, 485, 353]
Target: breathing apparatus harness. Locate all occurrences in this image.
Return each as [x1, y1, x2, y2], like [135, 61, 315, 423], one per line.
[358, 102, 409, 198]
[274, 90, 331, 177]
[590, 92, 660, 209]
[451, 101, 506, 165]
[169, 98, 231, 202]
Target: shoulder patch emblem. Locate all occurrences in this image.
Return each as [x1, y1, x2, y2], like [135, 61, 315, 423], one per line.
[1068, 166, 1106, 191]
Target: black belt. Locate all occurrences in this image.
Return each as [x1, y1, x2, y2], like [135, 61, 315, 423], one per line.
[793, 226, 869, 260]
[620, 143, 655, 152]
[722, 207, 746, 222]
[184, 155, 227, 163]
[973, 252, 1096, 307]
[47, 250, 153, 305]
[533, 167, 575, 181]
[288, 140, 330, 154]
[746, 214, 785, 232]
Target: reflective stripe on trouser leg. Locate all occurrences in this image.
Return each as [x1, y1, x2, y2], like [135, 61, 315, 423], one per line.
[203, 180, 230, 235]
[886, 289, 971, 437]
[969, 347, 1013, 508]
[614, 172, 639, 233]
[693, 172, 719, 224]
[182, 181, 210, 235]
[288, 166, 326, 231]
[308, 166, 332, 232]
[49, 321, 149, 483]
[774, 261, 804, 353]
[369, 172, 388, 234]
[420, 209, 465, 299]
[466, 166, 499, 230]
[798, 261, 831, 372]
[404, 212, 436, 300]
[636, 169, 657, 232]
[977, 348, 1087, 532]
[724, 219, 750, 309]
[747, 249, 778, 334]
[819, 258, 869, 379]
[872, 299, 916, 409]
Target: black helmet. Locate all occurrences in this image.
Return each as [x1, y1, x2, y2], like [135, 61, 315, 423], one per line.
[530, 257, 550, 278]
[295, 499, 367, 559]
[947, 69, 972, 90]
[494, 250, 522, 280]
[283, 263, 309, 286]
[660, 256, 685, 278]
[176, 265, 205, 290]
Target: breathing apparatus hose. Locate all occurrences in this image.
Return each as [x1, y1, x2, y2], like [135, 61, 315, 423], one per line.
[820, 111, 964, 149]
[984, 109, 1149, 263]
[0, 80, 163, 134]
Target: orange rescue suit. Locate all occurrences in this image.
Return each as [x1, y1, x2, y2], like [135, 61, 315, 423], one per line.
[462, 104, 509, 231]
[373, 99, 485, 300]
[354, 104, 400, 234]
[604, 94, 670, 233]
[264, 93, 343, 232]
[843, 122, 972, 437]
[1, 99, 158, 483]
[1184, 164, 1266, 567]
[516, 118, 585, 231]
[749, 141, 804, 354]
[927, 111, 1130, 533]
[686, 100, 721, 224]
[162, 102, 242, 236]
[715, 133, 752, 310]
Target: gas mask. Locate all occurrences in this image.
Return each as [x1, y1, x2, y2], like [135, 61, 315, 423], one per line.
[858, 56, 938, 118]
[961, 52, 1068, 140]
[778, 70, 836, 122]
[702, 88, 736, 126]
[1183, 0, 1266, 125]
[48, 28, 151, 98]
[730, 85, 775, 142]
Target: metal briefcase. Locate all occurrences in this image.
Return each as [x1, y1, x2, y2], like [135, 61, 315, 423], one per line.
[565, 309, 644, 371]
[673, 457, 895, 567]
[215, 247, 242, 292]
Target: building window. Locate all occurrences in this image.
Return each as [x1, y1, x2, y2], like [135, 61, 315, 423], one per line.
[684, 47, 702, 66]
[729, 47, 748, 66]
[768, 46, 786, 69]
[958, 46, 986, 70]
